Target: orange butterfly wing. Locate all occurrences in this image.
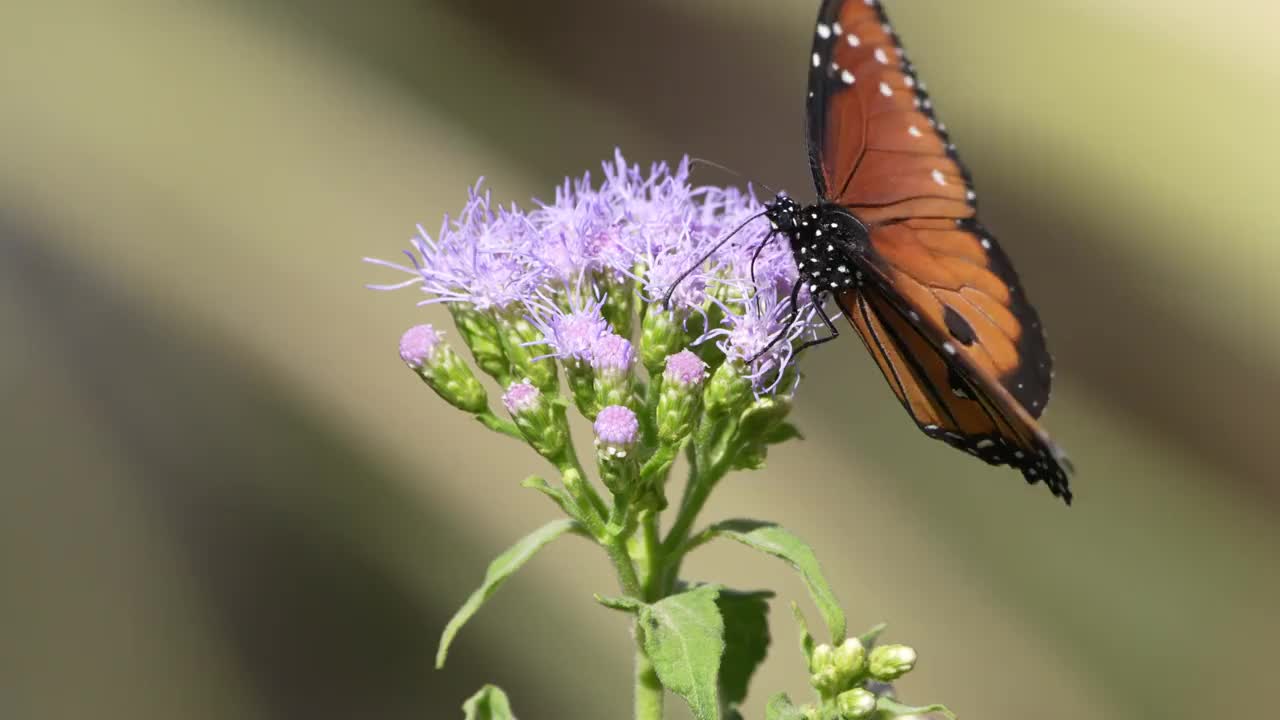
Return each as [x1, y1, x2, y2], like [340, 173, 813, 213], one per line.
[837, 282, 1072, 503]
[808, 0, 1071, 501]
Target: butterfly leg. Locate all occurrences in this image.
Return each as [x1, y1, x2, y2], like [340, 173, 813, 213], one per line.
[747, 280, 805, 363]
[793, 293, 841, 354]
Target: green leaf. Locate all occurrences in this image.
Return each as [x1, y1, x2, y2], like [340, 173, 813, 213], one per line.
[875, 697, 957, 720]
[859, 622, 888, 648]
[436, 518, 580, 668]
[520, 475, 577, 517]
[461, 684, 515, 720]
[765, 692, 807, 720]
[790, 602, 815, 664]
[729, 444, 768, 471]
[763, 421, 803, 444]
[716, 589, 773, 715]
[639, 585, 725, 720]
[594, 593, 642, 613]
[709, 520, 847, 641]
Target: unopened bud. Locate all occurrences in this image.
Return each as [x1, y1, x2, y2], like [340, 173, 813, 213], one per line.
[598, 274, 636, 341]
[564, 359, 596, 418]
[502, 381, 569, 462]
[704, 360, 753, 419]
[447, 304, 511, 385]
[836, 688, 877, 719]
[810, 643, 836, 674]
[868, 644, 917, 681]
[833, 637, 866, 680]
[656, 349, 707, 442]
[808, 642, 842, 695]
[497, 314, 558, 393]
[640, 306, 687, 375]
[594, 404, 640, 495]
[591, 334, 635, 413]
[400, 325, 487, 414]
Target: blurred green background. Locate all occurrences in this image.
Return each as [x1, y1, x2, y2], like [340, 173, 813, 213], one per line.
[3, 1, 1277, 718]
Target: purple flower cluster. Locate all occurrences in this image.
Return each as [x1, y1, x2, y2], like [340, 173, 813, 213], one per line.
[367, 150, 821, 393]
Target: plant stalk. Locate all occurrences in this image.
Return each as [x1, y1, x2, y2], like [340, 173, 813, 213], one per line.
[634, 640, 665, 720]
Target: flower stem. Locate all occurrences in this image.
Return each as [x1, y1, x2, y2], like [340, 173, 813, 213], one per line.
[634, 640, 665, 720]
[605, 534, 643, 599]
[661, 461, 720, 557]
[474, 410, 523, 440]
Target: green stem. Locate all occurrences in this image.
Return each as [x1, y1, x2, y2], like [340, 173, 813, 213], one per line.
[557, 441, 608, 521]
[474, 410, 523, 440]
[639, 510, 662, 600]
[606, 536, 643, 599]
[661, 462, 721, 557]
[634, 641, 664, 720]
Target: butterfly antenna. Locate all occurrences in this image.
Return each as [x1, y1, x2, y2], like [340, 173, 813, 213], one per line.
[689, 157, 779, 197]
[662, 211, 767, 307]
[749, 231, 779, 287]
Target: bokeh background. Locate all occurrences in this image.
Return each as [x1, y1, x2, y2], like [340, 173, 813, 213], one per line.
[4, 1, 1277, 718]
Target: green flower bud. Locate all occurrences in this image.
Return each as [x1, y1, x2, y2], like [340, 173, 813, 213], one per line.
[447, 304, 511, 385]
[564, 359, 597, 418]
[868, 644, 917, 682]
[591, 334, 635, 417]
[810, 642, 836, 674]
[809, 642, 842, 695]
[598, 273, 636, 341]
[594, 405, 640, 496]
[656, 349, 708, 443]
[400, 325, 488, 414]
[704, 360, 753, 420]
[738, 396, 792, 438]
[640, 306, 687, 375]
[502, 381, 570, 462]
[496, 313, 558, 393]
[833, 637, 867, 680]
[836, 688, 877, 720]
[809, 667, 842, 697]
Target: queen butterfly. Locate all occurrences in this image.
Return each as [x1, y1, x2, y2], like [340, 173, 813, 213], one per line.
[765, 0, 1074, 503]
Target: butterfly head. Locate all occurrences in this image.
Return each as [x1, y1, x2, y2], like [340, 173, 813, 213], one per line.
[764, 193, 801, 233]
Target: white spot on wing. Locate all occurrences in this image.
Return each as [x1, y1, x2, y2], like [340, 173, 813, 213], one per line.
[812, 52, 821, 68]
[980, 238, 992, 249]
[879, 82, 893, 97]
[943, 342, 957, 355]
[931, 169, 947, 186]
[840, 69, 855, 85]
[817, 23, 832, 39]
[847, 34, 861, 47]
[908, 125, 922, 137]
[874, 48, 889, 64]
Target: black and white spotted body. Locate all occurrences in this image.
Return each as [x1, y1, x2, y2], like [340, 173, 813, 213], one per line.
[764, 194, 870, 298]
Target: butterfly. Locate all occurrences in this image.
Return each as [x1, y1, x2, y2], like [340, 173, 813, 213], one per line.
[763, 0, 1074, 503]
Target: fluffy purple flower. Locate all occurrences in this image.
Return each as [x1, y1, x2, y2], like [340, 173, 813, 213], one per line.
[502, 380, 542, 415]
[368, 149, 826, 396]
[663, 349, 707, 387]
[526, 294, 612, 363]
[592, 333, 634, 375]
[529, 172, 631, 280]
[367, 183, 546, 311]
[594, 404, 640, 456]
[399, 324, 443, 368]
[703, 294, 818, 394]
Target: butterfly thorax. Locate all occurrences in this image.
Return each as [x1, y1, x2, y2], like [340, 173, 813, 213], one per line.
[765, 194, 870, 296]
